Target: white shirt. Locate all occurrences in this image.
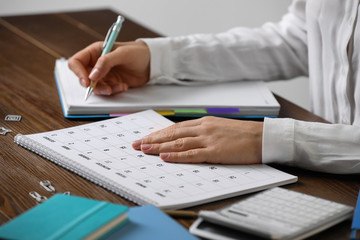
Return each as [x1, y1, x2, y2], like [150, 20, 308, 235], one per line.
[140, 0, 360, 174]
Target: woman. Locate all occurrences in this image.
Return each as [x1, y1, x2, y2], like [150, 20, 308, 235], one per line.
[68, 0, 360, 174]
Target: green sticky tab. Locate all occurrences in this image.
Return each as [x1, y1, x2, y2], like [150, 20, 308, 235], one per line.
[174, 109, 207, 114]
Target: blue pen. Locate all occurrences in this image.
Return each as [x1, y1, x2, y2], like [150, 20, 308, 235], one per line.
[84, 15, 125, 101]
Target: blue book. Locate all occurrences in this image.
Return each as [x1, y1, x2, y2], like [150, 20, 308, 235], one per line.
[352, 190, 360, 240]
[0, 194, 129, 240]
[106, 205, 199, 240]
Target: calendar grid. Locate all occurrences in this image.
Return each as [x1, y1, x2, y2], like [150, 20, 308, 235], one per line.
[15, 110, 297, 209]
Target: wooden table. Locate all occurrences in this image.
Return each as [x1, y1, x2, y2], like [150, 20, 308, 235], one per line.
[0, 9, 359, 239]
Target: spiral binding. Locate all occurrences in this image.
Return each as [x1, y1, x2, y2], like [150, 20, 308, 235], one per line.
[14, 134, 157, 207]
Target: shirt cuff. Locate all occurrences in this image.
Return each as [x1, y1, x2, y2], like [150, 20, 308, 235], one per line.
[137, 38, 176, 85]
[262, 118, 295, 164]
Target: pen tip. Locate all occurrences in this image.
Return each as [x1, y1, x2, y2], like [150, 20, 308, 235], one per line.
[84, 87, 92, 101]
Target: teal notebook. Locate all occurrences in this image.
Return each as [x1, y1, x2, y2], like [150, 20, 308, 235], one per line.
[106, 205, 199, 240]
[0, 194, 129, 240]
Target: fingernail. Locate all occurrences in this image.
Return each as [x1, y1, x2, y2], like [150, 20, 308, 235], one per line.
[80, 78, 87, 87]
[99, 88, 111, 95]
[141, 144, 152, 151]
[89, 68, 100, 80]
[113, 84, 124, 93]
[160, 153, 170, 160]
[132, 140, 141, 149]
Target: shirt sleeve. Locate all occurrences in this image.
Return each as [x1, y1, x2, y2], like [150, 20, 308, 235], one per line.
[262, 118, 360, 174]
[139, 0, 308, 85]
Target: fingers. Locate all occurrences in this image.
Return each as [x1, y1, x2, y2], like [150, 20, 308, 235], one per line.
[140, 137, 204, 154]
[131, 118, 211, 163]
[88, 43, 138, 82]
[68, 41, 150, 96]
[141, 119, 203, 144]
[68, 41, 127, 87]
[160, 148, 210, 163]
[67, 59, 89, 87]
[133, 137, 210, 164]
[88, 50, 120, 82]
[68, 42, 103, 87]
[93, 74, 128, 95]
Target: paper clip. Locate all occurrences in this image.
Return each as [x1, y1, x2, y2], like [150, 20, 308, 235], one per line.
[29, 191, 48, 203]
[0, 127, 12, 136]
[5, 115, 21, 122]
[40, 180, 55, 192]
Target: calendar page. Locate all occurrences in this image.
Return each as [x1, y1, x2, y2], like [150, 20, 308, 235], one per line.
[16, 110, 297, 209]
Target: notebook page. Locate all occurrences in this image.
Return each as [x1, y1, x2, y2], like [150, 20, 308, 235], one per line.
[55, 58, 280, 116]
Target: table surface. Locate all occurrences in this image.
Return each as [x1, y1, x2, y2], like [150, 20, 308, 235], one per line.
[0, 9, 359, 240]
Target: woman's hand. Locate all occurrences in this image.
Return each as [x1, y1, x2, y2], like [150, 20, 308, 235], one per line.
[133, 116, 263, 165]
[68, 41, 150, 95]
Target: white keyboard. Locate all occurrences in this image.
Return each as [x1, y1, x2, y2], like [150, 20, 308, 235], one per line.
[196, 187, 353, 240]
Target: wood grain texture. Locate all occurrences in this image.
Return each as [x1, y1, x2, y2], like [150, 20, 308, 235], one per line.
[0, 9, 358, 240]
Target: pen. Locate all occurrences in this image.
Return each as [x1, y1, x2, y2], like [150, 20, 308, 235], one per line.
[163, 210, 198, 218]
[84, 15, 125, 101]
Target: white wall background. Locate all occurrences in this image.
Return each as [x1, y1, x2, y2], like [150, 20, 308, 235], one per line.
[0, 0, 310, 110]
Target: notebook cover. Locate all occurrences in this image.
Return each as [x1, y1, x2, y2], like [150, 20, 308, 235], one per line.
[106, 205, 199, 240]
[351, 190, 360, 239]
[0, 194, 128, 240]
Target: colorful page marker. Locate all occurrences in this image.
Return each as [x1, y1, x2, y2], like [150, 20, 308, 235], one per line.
[156, 110, 175, 116]
[174, 109, 207, 114]
[206, 108, 239, 114]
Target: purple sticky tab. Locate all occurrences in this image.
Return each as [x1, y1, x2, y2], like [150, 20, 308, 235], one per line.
[206, 108, 239, 114]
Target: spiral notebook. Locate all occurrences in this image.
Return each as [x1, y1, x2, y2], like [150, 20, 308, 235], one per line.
[14, 110, 297, 209]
